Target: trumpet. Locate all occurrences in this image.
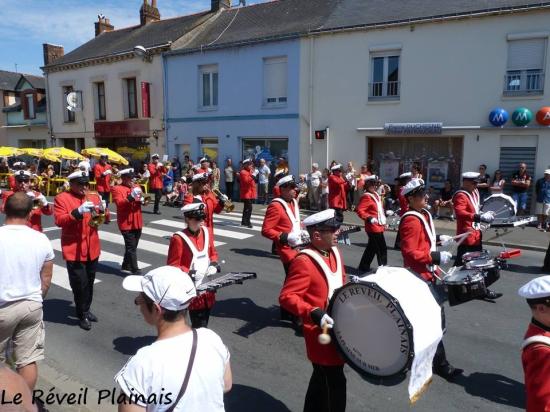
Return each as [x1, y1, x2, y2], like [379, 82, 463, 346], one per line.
[32, 198, 44, 210]
[85, 191, 106, 228]
[141, 194, 152, 206]
[212, 188, 235, 212]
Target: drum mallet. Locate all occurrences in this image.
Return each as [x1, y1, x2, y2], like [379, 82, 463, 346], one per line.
[318, 324, 332, 345]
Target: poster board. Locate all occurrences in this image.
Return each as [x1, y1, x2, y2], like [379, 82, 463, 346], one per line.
[427, 161, 448, 189]
[379, 160, 400, 183]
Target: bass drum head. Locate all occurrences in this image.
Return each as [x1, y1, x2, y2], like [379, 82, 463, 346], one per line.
[328, 282, 414, 380]
[481, 194, 517, 218]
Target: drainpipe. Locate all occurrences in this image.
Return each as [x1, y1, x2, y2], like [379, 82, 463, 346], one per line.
[308, 36, 314, 169]
[162, 53, 169, 158]
[44, 71, 54, 147]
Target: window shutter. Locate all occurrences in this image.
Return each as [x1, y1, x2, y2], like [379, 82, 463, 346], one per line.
[264, 57, 287, 102]
[141, 82, 150, 117]
[21, 92, 28, 119]
[507, 38, 546, 70]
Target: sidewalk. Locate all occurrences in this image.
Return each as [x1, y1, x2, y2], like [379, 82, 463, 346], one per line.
[226, 201, 550, 252]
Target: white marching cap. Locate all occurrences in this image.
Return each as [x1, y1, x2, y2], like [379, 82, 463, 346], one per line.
[462, 171, 480, 180]
[303, 208, 342, 228]
[67, 170, 89, 180]
[119, 168, 135, 176]
[276, 175, 297, 187]
[192, 172, 209, 182]
[13, 161, 26, 168]
[518, 275, 550, 300]
[199, 157, 209, 163]
[14, 170, 32, 178]
[151, 153, 160, 159]
[181, 202, 205, 213]
[122, 266, 197, 311]
[544, 169, 550, 175]
[401, 178, 425, 196]
[242, 158, 253, 164]
[399, 172, 412, 179]
[274, 169, 286, 177]
[364, 175, 378, 182]
[331, 163, 342, 171]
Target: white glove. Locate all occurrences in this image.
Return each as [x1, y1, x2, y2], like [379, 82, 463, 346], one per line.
[386, 210, 395, 217]
[131, 187, 142, 199]
[480, 211, 496, 223]
[157, 163, 163, 169]
[36, 194, 48, 207]
[193, 271, 206, 286]
[102, 169, 112, 176]
[207, 265, 218, 276]
[101, 200, 107, 211]
[320, 314, 335, 329]
[439, 235, 454, 246]
[369, 217, 379, 225]
[78, 201, 95, 214]
[252, 169, 259, 177]
[25, 191, 36, 198]
[287, 231, 302, 247]
[220, 193, 229, 202]
[439, 251, 453, 265]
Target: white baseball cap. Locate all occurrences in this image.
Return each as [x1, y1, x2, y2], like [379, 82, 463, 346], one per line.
[122, 266, 197, 311]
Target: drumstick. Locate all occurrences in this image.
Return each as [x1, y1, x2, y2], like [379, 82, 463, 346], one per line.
[318, 325, 331, 345]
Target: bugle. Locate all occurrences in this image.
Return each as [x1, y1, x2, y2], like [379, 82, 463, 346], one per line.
[85, 191, 106, 228]
[213, 188, 235, 212]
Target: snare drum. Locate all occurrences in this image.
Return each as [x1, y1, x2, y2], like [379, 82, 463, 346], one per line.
[444, 268, 487, 306]
[462, 251, 501, 287]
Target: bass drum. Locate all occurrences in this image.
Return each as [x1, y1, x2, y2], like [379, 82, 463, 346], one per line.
[481, 194, 517, 219]
[328, 267, 442, 382]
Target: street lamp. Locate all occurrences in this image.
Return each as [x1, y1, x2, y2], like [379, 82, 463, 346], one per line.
[133, 45, 152, 63]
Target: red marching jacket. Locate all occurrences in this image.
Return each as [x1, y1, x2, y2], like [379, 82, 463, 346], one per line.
[398, 192, 409, 216]
[54, 191, 102, 262]
[148, 163, 166, 190]
[166, 227, 219, 310]
[239, 169, 256, 200]
[1, 190, 52, 232]
[261, 199, 300, 264]
[453, 190, 481, 247]
[93, 163, 112, 193]
[111, 185, 143, 231]
[522, 322, 550, 412]
[328, 174, 349, 210]
[183, 192, 223, 232]
[8, 175, 16, 191]
[272, 185, 281, 199]
[399, 209, 437, 282]
[280, 248, 346, 366]
[356, 192, 385, 234]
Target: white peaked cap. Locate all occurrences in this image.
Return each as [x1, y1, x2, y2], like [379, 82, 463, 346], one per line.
[462, 171, 480, 179]
[276, 175, 297, 187]
[401, 178, 425, 196]
[518, 275, 550, 300]
[67, 170, 89, 180]
[331, 164, 342, 171]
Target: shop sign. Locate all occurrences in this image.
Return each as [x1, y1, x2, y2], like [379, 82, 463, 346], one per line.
[489, 106, 550, 127]
[384, 123, 443, 135]
[94, 119, 150, 139]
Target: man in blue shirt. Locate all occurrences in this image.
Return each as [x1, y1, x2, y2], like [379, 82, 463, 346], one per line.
[535, 170, 550, 231]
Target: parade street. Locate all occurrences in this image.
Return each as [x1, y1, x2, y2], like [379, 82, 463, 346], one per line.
[0, 202, 545, 412]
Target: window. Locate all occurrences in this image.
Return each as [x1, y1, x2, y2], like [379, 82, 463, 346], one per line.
[24, 93, 35, 119]
[369, 54, 400, 100]
[200, 138, 218, 164]
[504, 37, 546, 95]
[3, 91, 17, 107]
[263, 56, 287, 106]
[62, 86, 75, 123]
[199, 65, 218, 109]
[94, 82, 106, 120]
[125, 78, 138, 118]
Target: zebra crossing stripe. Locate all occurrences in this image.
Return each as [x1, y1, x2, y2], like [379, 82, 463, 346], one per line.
[150, 219, 253, 240]
[223, 212, 264, 224]
[212, 218, 262, 232]
[51, 264, 91, 291]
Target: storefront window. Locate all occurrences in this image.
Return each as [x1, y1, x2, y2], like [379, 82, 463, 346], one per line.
[242, 138, 288, 167]
[95, 137, 148, 168]
[200, 138, 218, 164]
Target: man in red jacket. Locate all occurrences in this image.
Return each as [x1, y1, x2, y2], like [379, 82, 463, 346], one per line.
[356, 175, 387, 272]
[1, 170, 51, 232]
[148, 154, 166, 215]
[519, 276, 550, 412]
[7, 161, 27, 191]
[393, 172, 412, 250]
[239, 158, 256, 228]
[54, 170, 104, 331]
[166, 201, 221, 328]
[111, 168, 143, 275]
[328, 164, 349, 212]
[280, 208, 347, 412]
[93, 154, 112, 207]
[453, 172, 501, 299]
[399, 178, 463, 381]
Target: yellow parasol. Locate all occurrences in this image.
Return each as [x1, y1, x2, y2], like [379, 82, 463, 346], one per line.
[19, 148, 61, 163]
[0, 147, 24, 157]
[81, 147, 129, 165]
[44, 147, 85, 161]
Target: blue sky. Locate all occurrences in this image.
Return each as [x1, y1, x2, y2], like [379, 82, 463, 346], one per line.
[0, 0, 266, 76]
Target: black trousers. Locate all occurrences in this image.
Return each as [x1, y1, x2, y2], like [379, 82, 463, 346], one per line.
[151, 188, 162, 213]
[66, 259, 98, 319]
[280, 262, 295, 321]
[304, 363, 346, 412]
[225, 182, 234, 201]
[358, 232, 387, 271]
[543, 240, 550, 270]
[121, 229, 142, 273]
[394, 231, 401, 250]
[190, 309, 211, 328]
[98, 191, 110, 207]
[454, 243, 482, 266]
[241, 199, 253, 225]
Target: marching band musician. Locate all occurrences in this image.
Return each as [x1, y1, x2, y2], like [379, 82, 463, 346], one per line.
[111, 168, 143, 275]
[453, 171, 501, 299]
[183, 172, 225, 237]
[166, 200, 221, 328]
[356, 175, 388, 272]
[198, 157, 211, 174]
[279, 209, 347, 412]
[239, 158, 256, 228]
[1, 170, 51, 232]
[92, 154, 112, 209]
[518, 276, 550, 411]
[262, 175, 304, 325]
[8, 161, 27, 190]
[272, 169, 287, 199]
[399, 178, 463, 381]
[54, 171, 105, 331]
[328, 164, 349, 213]
[148, 154, 167, 215]
[393, 172, 412, 250]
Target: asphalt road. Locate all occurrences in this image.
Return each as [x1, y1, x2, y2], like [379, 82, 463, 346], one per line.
[1, 203, 545, 412]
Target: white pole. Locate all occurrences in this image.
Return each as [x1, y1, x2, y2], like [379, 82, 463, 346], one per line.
[326, 127, 330, 167]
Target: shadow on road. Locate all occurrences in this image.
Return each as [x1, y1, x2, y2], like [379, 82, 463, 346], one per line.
[43, 298, 79, 327]
[505, 263, 544, 275]
[112, 336, 156, 355]
[96, 263, 126, 277]
[455, 372, 525, 409]
[230, 248, 279, 260]
[212, 298, 297, 338]
[225, 384, 291, 412]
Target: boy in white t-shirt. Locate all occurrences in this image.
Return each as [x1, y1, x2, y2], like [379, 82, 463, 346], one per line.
[115, 266, 232, 412]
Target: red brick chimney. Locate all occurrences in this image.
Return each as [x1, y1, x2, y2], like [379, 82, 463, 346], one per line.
[140, 0, 161, 26]
[211, 0, 231, 12]
[95, 15, 114, 37]
[43, 43, 65, 66]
